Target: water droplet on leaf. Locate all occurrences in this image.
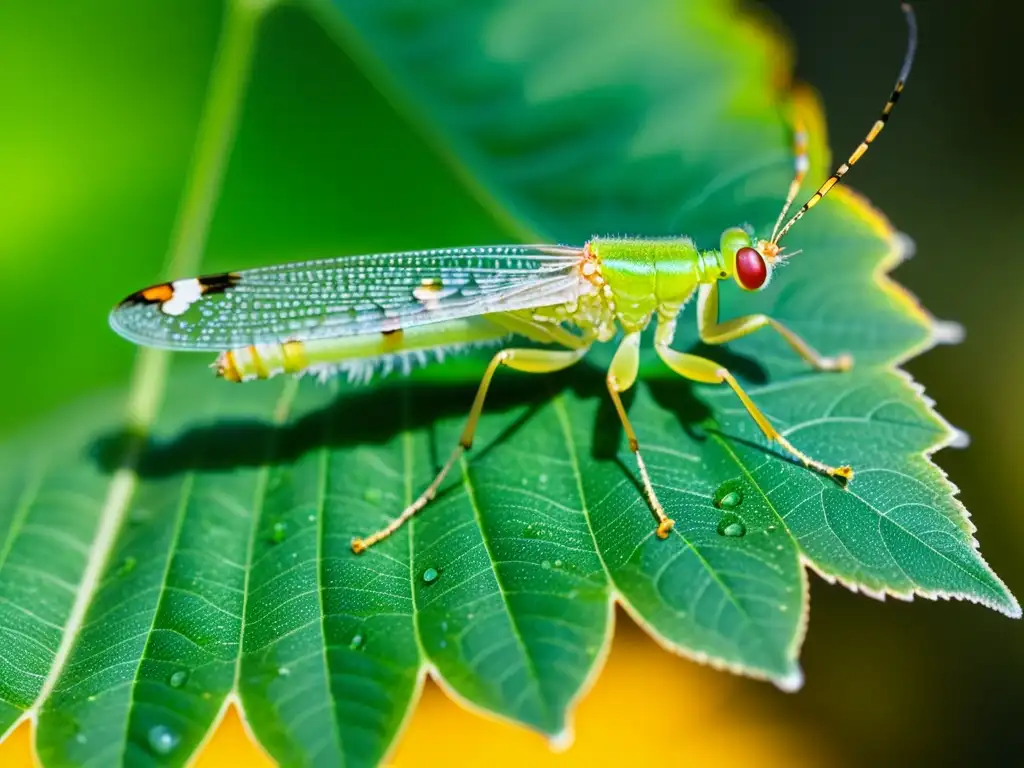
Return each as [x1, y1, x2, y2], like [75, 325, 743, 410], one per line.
[523, 523, 543, 539]
[117, 556, 136, 576]
[716, 513, 746, 538]
[147, 725, 179, 755]
[278, 666, 290, 676]
[168, 670, 187, 688]
[363, 488, 382, 504]
[422, 567, 439, 584]
[349, 633, 364, 651]
[541, 560, 552, 570]
[440, 620, 448, 631]
[270, 521, 287, 544]
[715, 490, 742, 509]
[554, 559, 562, 568]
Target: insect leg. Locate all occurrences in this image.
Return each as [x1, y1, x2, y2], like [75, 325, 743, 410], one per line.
[351, 344, 590, 554]
[697, 282, 852, 372]
[606, 332, 675, 539]
[654, 335, 853, 482]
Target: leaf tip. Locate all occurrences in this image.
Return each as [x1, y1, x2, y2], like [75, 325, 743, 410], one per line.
[548, 725, 575, 753]
[771, 664, 804, 694]
[996, 589, 1022, 619]
[930, 319, 966, 346]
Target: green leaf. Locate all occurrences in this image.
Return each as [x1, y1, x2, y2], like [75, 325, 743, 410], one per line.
[1, 0, 1018, 766]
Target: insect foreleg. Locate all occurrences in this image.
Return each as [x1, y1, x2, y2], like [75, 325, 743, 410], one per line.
[351, 343, 589, 554]
[697, 282, 852, 372]
[606, 332, 675, 539]
[654, 320, 852, 482]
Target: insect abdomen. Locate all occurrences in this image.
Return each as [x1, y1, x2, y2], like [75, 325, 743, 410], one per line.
[215, 316, 512, 383]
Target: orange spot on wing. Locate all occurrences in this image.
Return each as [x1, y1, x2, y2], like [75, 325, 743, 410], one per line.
[141, 284, 174, 302]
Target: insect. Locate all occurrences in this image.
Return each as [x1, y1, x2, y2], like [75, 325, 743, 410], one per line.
[110, 4, 917, 555]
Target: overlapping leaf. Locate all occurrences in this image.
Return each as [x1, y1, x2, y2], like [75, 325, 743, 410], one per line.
[0, 0, 1017, 766]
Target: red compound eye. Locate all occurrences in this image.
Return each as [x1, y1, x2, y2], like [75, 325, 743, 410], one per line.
[735, 246, 768, 290]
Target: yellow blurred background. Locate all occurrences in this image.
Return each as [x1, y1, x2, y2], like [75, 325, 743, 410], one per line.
[0, 0, 1021, 766]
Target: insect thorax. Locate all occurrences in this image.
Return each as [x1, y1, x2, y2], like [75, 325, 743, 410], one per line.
[588, 236, 706, 332]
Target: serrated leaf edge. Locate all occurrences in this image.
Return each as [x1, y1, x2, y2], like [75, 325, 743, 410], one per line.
[796, 186, 1021, 618]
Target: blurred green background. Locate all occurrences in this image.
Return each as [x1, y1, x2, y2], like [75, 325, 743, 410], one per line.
[0, 0, 1020, 766]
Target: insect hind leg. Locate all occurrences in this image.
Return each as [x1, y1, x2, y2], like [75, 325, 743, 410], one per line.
[351, 344, 589, 554]
[655, 343, 853, 483]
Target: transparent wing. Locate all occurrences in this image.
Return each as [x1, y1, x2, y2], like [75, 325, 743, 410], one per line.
[109, 244, 586, 350]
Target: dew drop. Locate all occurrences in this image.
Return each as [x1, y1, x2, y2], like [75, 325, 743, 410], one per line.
[716, 513, 746, 538]
[117, 556, 137, 577]
[439, 640, 447, 649]
[538, 473, 549, 484]
[773, 666, 805, 693]
[86, 695, 97, 703]
[440, 620, 448, 631]
[270, 521, 287, 544]
[74, 733, 87, 745]
[549, 726, 575, 752]
[541, 560, 552, 570]
[349, 633, 364, 651]
[767, 525, 777, 533]
[278, 666, 290, 676]
[422, 567, 439, 584]
[775, 544, 784, 551]
[147, 725, 180, 755]
[168, 670, 188, 689]
[554, 559, 563, 569]
[363, 488, 383, 504]
[716, 490, 742, 509]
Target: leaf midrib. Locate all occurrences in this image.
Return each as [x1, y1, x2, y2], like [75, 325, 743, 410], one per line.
[117, 472, 196, 765]
[557, 387, 775, 669]
[713, 432, 808, 660]
[457, 454, 551, 729]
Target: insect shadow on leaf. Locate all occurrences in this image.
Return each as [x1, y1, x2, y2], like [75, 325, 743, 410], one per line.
[88, 340, 780, 490]
[89, 367, 583, 479]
